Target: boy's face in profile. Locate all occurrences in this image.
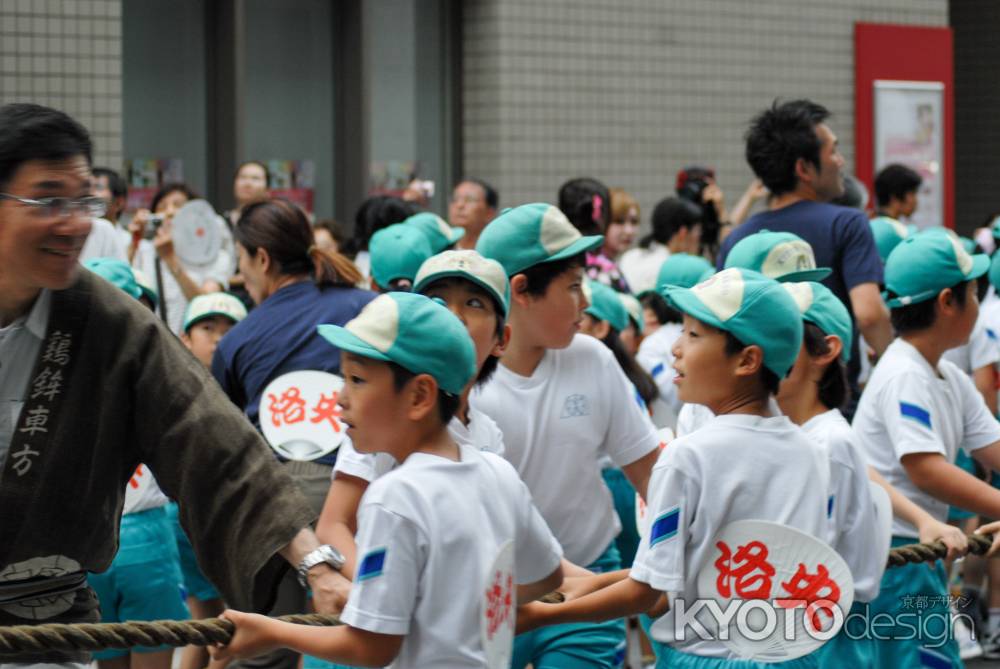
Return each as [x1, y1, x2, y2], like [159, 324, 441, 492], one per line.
[672, 313, 743, 408]
[182, 315, 236, 367]
[338, 351, 408, 454]
[948, 280, 980, 347]
[420, 278, 504, 371]
[517, 265, 587, 350]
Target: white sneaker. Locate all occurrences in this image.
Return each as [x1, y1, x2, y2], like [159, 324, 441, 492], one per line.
[956, 615, 984, 660]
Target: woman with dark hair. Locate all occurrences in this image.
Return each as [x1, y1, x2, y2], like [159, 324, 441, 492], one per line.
[226, 160, 271, 227]
[130, 182, 236, 333]
[212, 198, 372, 669]
[558, 176, 631, 292]
[341, 195, 416, 279]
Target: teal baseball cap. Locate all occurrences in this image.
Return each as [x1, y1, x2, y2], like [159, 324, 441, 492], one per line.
[724, 230, 831, 282]
[884, 232, 990, 307]
[990, 252, 1000, 292]
[782, 281, 853, 362]
[317, 292, 476, 396]
[662, 267, 803, 377]
[583, 280, 629, 333]
[618, 292, 644, 334]
[369, 223, 435, 289]
[85, 257, 142, 301]
[476, 203, 603, 276]
[869, 216, 909, 262]
[183, 292, 248, 332]
[413, 249, 511, 319]
[656, 253, 714, 290]
[131, 268, 159, 308]
[405, 212, 465, 253]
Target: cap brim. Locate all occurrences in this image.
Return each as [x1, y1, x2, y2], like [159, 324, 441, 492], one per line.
[186, 310, 238, 330]
[776, 267, 832, 282]
[969, 254, 990, 281]
[546, 235, 604, 264]
[413, 270, 507, 317]
[317, 324, 393, 363]
[661, 285, 725, 330]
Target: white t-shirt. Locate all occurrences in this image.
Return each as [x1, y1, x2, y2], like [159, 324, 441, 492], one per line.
[122, 463, 170, 515]
[471, 334, 660, 565]
[980, 290, 1000, 340]
[630, 414, 829, 658]
[801, 409, 884, 602]
[675, 400, 782, 437]
[341, 444, 562, 669]
[637, 322, 683, 419]
[80, 217, 127, 262]
[854, 338, 1000, 537]
[619, 243, 670, 295]
[333, 406, 506, 482]
[942, 318, 999, 375]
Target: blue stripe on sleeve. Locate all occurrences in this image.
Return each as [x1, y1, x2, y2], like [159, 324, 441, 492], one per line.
[357, 548, 386, 582]
[651, 362, 665, 378]
[650, 507, 680, 547]
[900, 402, 932, 429]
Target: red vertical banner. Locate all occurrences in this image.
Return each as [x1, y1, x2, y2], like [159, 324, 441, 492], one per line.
[855, 23, 954, 230]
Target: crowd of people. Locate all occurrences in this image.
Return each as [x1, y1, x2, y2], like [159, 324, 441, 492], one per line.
[5, 96, 1000, 669]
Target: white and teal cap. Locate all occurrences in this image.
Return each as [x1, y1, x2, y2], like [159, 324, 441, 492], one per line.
[369, 223, 435, 289]
[476, 203, 603, 276]
[583, 279, 629, 333]
[405, 212, 465, 253]
[782, 281, 853, 362]
[84, 258, 143, 301]
[618, 292, 644, 334]
[724, 230, 832, 282]
[413, 250, 511, 319]
[317, 292, 476, 396]
[869, 216, 909, 262]
[183, 292, 248, 332]
[662, 268, 803, 377]
[884, 231, 990, 307]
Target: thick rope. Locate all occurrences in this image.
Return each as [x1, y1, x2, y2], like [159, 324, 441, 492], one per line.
[0, 536, 992, 653]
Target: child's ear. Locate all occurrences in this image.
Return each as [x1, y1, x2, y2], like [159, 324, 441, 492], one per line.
[492, 323, 512, 357]
[733, 344, 765, 378]
[407, 374, 441, 421]
[821, 335, 843, 365]
[510, 274, 531, 307]
[593, 319, 611, 340]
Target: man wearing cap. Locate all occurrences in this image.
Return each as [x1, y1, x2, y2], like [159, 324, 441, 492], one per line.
[719, 99, 892, 394]
[0, 103, 349, 666]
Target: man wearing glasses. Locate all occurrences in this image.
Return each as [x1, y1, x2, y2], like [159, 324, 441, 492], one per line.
[0, 103, 351, 667]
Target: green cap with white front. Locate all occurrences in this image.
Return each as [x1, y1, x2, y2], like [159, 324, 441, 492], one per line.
[884, 232, 990, 308]
[662, 267, 803, 377]
[369, 223, 435, 289]
[413, 249, 511, 319]
[618, 292, 644, 334]
[724, 230, 831, 282]
[656, 253, 714, 290]
[84, 258, 143, 301]
[183, 292, 248, 332]
[405, 212, 465, 253]
[869, 216, 909, 262]
[317, 292, 476, 396]
[782, 281, 853, 362]
[476, 203, 603, 276]
[583, 279, 629, 333]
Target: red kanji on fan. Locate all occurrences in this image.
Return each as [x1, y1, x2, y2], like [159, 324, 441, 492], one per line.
[776, 563, 840, 631]
[714, 540, 775, 600]
[309, 391, 343, 432]
[267, 387, 307, 427]
[128, 464, 144, 489]
[484, 570, 514, 639]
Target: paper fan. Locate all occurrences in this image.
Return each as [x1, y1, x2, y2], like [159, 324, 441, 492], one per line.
[259, 370, 347, 461]
[695, 519, 854, 662]
[172, 199, 224, 266]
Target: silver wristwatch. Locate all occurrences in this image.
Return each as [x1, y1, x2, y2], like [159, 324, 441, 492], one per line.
[296, 545, 346, 588]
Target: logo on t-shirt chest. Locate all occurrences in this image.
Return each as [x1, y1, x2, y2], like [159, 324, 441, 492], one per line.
[559, 394, 590, 419]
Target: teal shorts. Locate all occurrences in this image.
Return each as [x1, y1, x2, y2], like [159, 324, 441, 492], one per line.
[601, 467, 640, 568]
[812, 600, 876, 668]
[512, 541, 627, 669]
[655, 643, 819, 668]
[88, 505, 190, 659]
[947, 451, 977, 521]
[867, 536, 962, 669]
[165, 501, 221, 602]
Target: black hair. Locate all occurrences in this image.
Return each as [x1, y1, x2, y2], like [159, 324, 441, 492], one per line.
[387, 362, 461, 425]
[346, 195, 417, 257]
[457, 178, 499, 210]
[150, 182, 199, 213]
[830, 174, 868, 210]
[874, 164, 922, 208]
[519, 253, 586, 297]
[641, 197, 703, 249]
[92, 166, 126, 200]
[417, 276, 506, 387]
[0, 103, 92, 190]
[314, 218, 347, 246]
[802, 322, 850, 411]
[745, 99, 831, 196]
[639, 291, 681, 325]
[888, 279, 970, 334]
[598, 326, 659, 406]
[558, 177, 611, 236]
[722, 331, 781, 395]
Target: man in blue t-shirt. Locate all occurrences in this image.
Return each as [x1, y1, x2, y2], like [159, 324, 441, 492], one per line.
[717, 99, 892, 393]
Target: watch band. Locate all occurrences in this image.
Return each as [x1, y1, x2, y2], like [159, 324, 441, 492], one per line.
[296, 545, 346, 588]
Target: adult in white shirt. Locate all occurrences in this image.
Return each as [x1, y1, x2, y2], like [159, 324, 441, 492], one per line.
[619, 197, 703, 294]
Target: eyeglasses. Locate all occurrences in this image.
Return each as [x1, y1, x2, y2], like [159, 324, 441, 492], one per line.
[0, 193, 107, 218]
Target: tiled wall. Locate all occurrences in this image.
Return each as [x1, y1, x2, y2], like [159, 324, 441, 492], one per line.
[462, 0, 949, 223]
[0, 0, 123, 169]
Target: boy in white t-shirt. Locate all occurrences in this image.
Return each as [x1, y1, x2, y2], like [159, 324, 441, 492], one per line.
[854, 233, 1000, 669]
[474, 203, 661, 668]
[516, 268, 831, 667]
[214, 292, 563, 667]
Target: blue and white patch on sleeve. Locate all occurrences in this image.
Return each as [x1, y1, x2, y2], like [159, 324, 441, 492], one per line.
[651, 362, 666, 379]
[827, 495, 835, 518]
[987, 328, 998, 341]
[650, 507, 680, 547]
[900, 402, 932, 429]
[357, 548, 387, 582]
